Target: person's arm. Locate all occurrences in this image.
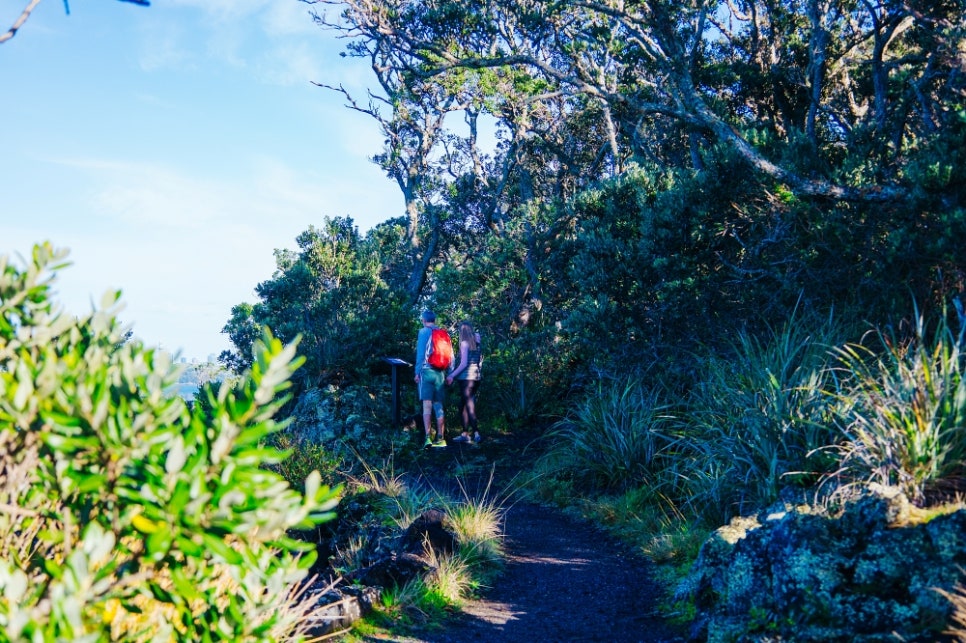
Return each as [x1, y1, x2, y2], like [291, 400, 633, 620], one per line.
[415, 327, 429, 381]
[446, 341, 470, 383]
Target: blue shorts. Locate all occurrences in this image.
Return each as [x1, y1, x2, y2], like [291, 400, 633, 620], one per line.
[419, 367, 446, 403]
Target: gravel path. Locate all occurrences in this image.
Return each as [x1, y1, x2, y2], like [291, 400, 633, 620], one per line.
[358, 436, 689, 642]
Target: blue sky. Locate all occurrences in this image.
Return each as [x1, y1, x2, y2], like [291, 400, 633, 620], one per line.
[2, 0, 400, 361]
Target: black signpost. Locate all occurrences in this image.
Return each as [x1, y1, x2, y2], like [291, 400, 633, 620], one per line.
[382, 357, 412, 427]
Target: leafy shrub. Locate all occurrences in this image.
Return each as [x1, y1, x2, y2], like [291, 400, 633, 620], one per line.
[266, 431, 344, 493]
[475, 336, 572, 430]
[283, 381, 412, 477]
[0, 244, 340, 641]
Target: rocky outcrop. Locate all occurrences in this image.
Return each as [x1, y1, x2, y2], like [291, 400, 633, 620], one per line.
[678, 485, 966, 642]
[302, 584, 381, 638]
[400, 508, 458, 554]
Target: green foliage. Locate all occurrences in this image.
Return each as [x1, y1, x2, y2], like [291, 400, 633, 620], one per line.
[675, 308, 844, 521]
[266, 431, 344, 493]
[283, 381, 412, 471]
[828, 309, 966, 504]
[0, 244, 341, 642]
[445, 474, 506, 577]
[432, 206, 578, 426]
[223, 217, 411, 391]
[303, 0, 966, 467]
[534, 374, 676, 494]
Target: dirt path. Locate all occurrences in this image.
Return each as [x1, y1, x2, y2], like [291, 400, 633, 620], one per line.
[360, 437, 689, 643]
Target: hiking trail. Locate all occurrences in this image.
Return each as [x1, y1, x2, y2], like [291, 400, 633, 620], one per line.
[357, 433, 689, 643]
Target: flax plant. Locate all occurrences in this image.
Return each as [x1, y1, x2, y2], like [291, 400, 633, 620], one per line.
[535, 375, 675, 493]
[828, 311, 966, 504]
[678, 309, 842, 521]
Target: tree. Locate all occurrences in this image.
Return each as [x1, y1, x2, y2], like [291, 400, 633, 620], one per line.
[1, 0, 149, 44]
[223, 218, 410, 390]
[304, 0, 965, 205]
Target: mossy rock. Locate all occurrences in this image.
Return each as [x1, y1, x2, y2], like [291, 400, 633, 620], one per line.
[679, 487, 966, 642]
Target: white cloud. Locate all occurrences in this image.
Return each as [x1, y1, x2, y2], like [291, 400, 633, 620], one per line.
[137, 22, 194, 71]
[254, 40, 326, 86]
[134, 0, 347, 88]
[4, 149, 399, 360]
[263, 1, 322, 37]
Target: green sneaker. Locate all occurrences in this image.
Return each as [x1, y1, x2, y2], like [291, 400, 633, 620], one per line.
[423, 435, 433, 448]
[431, 438, 447, 448]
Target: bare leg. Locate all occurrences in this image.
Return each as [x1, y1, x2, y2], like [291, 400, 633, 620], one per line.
[422, 399, 434, 439]
[458, 383, 470, 435]
[433, 401, 445, 441]
[461, 380, 480, 434]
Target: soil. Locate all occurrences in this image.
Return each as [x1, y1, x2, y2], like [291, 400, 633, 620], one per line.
[354, 431, 690, 643]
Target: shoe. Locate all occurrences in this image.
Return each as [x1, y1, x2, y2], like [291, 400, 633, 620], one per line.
[423, 435, 433, 448]
[452, 434, 471, 443]
[473, 432, 482, 443]
[431, 438, 448, 448]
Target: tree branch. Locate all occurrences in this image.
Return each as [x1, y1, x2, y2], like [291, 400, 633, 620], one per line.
[2, 0, 149, 45]
[1, 0, 43, 44]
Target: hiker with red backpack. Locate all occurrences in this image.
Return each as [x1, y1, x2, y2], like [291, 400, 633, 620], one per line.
[414, 309, 453, 448]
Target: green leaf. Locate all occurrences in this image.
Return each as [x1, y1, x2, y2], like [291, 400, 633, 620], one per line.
[169, 566, 202, 603]
[200, 533, 243, 565]
[145, 526, 174, 562]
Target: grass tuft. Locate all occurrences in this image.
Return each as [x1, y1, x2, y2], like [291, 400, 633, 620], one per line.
[675, 307, 842, 521]
[534, 374, 675, 493]
[827, 309, 966, 504]
[447, 470, 508, 575]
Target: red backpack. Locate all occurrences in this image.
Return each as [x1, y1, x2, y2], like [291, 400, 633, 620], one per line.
[426, 328, 454, 370]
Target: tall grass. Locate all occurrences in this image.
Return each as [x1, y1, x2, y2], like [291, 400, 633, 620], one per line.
[534, 375, 675, 493]
[827, 311, 966, 504]
[674, 309, 843, 522]
[343, 461, 507, 625]
[937, 575, 966, 638]
[347, 454, 439, 530]
[446, 472, 507, 575]
[422, 544, 475, 605]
